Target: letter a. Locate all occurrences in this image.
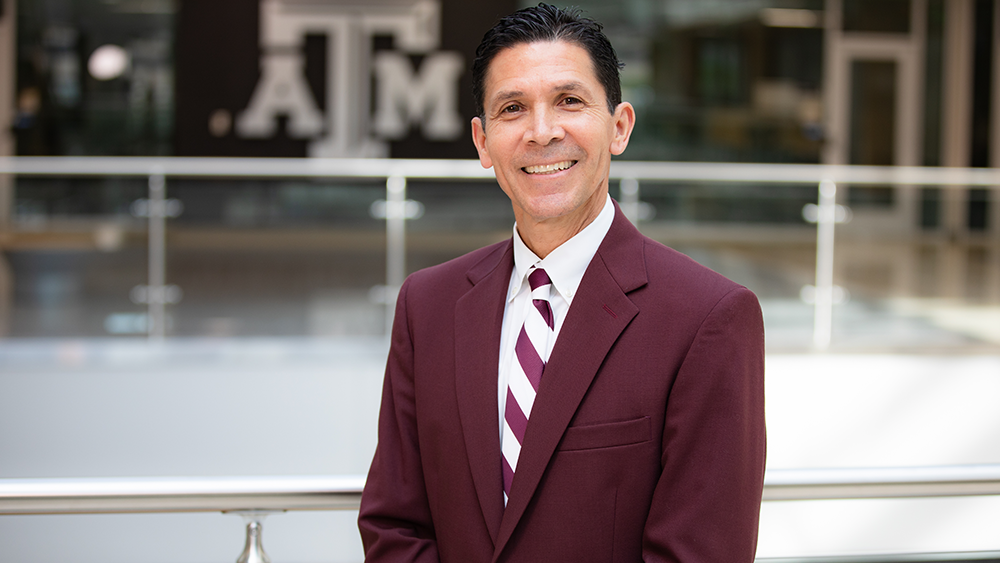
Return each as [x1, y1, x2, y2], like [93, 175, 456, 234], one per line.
[236, 52, 324, 138]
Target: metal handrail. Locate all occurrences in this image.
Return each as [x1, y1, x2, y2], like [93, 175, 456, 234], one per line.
[755, 551, 1000, 562]
[762, 464, 1000, 501]
[3, 464, 1000, 515]
[2, 465, 999, 562]
[3, 466, 1000, 561]
[0, 475, 366, 515]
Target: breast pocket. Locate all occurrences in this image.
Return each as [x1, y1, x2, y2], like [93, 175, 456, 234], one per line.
[557, 416, 651, 452]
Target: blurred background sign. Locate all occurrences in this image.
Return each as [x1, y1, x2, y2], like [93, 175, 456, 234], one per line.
[174, 0, 515, 158]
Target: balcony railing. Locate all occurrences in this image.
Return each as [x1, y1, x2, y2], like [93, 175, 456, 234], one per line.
[2, 158, 999, 561]
[2, 465, 1000, 562]
[3, 156, 999, 347]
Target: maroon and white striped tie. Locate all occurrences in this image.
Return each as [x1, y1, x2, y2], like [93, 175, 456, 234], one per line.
[502, 267, 554, 503]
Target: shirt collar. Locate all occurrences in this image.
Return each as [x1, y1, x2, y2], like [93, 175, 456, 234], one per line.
[509, 194, 615, 303]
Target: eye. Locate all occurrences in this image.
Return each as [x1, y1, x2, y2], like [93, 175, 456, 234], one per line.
[501, 103, 522, 114]
[561, 96, 583, 106]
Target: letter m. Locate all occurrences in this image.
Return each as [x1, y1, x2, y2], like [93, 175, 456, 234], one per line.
[372, 51, 464, 140]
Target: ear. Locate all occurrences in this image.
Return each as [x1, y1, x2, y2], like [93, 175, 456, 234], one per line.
[609, 102, 636, 156]
[471, 116, 493, 169]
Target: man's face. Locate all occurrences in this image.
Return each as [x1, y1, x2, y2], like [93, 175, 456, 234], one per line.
[471, 40, 634, 231]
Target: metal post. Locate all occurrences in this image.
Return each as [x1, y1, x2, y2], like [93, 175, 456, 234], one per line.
[129, 173, 181, 338]
[620, 177, 640, 224]
[232, 510, 278, 563]
[385, 175, 406, 332]
[813, 179, 837, 350]
[147, 173, 167, 341]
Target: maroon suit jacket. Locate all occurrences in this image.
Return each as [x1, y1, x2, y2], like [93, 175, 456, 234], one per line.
[359, 202, 766, 562]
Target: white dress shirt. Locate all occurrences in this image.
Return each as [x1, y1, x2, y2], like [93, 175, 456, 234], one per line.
[497, 194, 615, 441]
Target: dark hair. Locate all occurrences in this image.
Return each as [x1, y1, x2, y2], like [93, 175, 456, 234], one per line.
[472, 3, 624, 118]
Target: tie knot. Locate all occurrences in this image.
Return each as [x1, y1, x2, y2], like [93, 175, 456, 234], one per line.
[528, 268, 551, 291]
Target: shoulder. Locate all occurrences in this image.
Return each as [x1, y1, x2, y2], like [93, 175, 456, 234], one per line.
[599, 202, 752, 304]
[401, 238, 511, 299]
[641, 236, 746, 299]
[616, 233, 764, 365]
[623, 232, 761, 326]
[598, 206, 752, 308]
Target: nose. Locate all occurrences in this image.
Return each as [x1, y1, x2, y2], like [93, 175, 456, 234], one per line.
[524, 106, 564, 146]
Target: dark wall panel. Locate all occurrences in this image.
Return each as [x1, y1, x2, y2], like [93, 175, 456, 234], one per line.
[174, 0, 515, 158]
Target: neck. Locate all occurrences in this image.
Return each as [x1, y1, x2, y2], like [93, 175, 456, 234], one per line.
[516, 198, 604, 259]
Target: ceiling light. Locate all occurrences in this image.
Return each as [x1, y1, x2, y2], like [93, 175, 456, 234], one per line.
[88, 44, 130, 80]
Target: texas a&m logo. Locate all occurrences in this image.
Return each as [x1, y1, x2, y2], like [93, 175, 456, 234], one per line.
[236, 0, 464, 157]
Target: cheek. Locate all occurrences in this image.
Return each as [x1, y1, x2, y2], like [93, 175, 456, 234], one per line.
[497, 181, 520, 209]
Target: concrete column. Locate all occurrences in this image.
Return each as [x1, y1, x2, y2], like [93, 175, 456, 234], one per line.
[942, 0, 974, 169]
[897, 0, 928, 237]
[940, 0, 975, 298]
[821, 0, 845, 166]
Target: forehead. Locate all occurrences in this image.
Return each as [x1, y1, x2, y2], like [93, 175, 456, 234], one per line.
[483, 40, 601, 98]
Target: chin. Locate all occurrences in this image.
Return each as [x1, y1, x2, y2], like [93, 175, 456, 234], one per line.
[522, 200, 582, 223]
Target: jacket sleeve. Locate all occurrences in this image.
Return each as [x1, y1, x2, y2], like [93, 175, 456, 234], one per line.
[642, 286, 767, 562]
[358, 278, 441, 562]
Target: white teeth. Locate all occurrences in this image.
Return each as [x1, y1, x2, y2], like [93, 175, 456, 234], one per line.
[524, 161, 575, 174]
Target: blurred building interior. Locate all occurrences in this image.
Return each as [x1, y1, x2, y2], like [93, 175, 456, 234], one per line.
[1, 0, 999, 562]
[0, 0, 997, 343]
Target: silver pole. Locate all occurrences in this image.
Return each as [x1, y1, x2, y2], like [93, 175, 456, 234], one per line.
[385, 175, 406, 333]
[147, 173, 166, 341]
[813, 179, 837, 350]
[233, 511, 275, 563]
[620, 177, 640, 224]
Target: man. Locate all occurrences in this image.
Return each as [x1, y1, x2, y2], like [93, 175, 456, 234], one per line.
[358, 4, 766, 562]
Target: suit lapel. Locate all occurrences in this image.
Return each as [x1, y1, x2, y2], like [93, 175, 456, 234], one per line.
[455, 241, 514, 545]
[493, 205, 647, 559]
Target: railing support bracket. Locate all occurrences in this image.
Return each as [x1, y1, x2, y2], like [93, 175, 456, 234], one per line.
[228, 509, 284, 563]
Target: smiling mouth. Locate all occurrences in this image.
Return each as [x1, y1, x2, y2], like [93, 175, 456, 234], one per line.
[522, 160, 577, 175]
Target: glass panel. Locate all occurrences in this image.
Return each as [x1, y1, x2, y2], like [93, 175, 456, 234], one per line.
[5, 177, 392, 337]
[920, 187, 942, 229]
[7, 176, 147, 337]
[166, 179, 388, 338]
[968, 188, 990, 231]
[7, 249, 144, 337]
[406, 180, 514, 273]
[834, 183, 1000, 349]
[628, 181, 814, 224]
[629, 178, 1000, 352]
[842, 0, 911, 33]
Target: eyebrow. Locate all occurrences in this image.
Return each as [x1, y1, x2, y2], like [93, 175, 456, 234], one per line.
[491, 89, 525, 106]
[488, 82, 589, 108]
[553, 81, 585, 93]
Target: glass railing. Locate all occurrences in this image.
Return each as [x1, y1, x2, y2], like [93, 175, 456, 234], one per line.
[1, 157, 998, 562]
[3, 157, 998, 351]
